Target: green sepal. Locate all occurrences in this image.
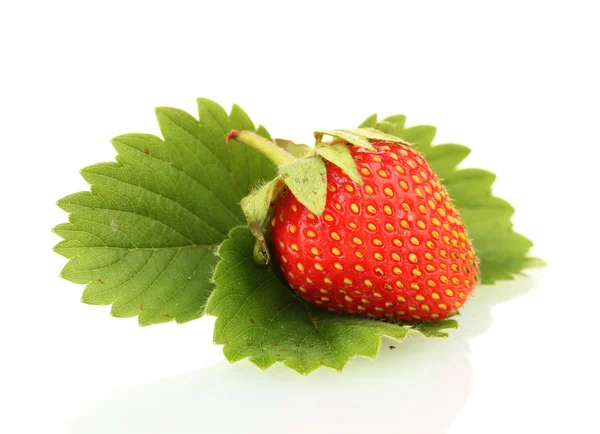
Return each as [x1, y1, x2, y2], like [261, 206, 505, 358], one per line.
[316, 142, 363, 184]
[279, 156, 327, 215]
[274, 139, 314, 159]
[240, 176, 286, 265]
[314, 128, 412, 150]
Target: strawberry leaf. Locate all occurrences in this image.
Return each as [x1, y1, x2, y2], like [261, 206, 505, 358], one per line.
[53, 100, 276, 325]
[363, 114, 539, 284]
[207, 227, 457, 375]
[316, 142, 363, 184]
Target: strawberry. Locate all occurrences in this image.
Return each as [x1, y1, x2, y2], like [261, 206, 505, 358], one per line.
[269, 141, 479, 321]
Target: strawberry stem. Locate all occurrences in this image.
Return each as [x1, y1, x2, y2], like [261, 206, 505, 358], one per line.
[226, 130, 296, 166]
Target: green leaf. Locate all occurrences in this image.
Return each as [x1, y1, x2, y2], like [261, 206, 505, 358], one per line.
[279, 156, 328, 215]
[314, 128, 412, 150]
[53, 100, 277, 325]
[366, 114, 538, 284]
[207, 227, 457, 375]
[316, 142, 363, 184]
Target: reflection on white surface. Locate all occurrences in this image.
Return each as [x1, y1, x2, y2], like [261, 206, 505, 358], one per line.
[71, 274, 539, 434]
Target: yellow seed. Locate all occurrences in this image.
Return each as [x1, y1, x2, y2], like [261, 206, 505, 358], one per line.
[408, 306, 417, 311]
[385, 302, 394, 307]
[454, 301, 462, 308]
[320, 297, 329, 302]
[279, 212, 284, 222]
[442, 235, 450, 244]
[307, 212, 316, 220]
[328, 185, 336, 192]
[292, 204, 298, 212]
[395, 281, 404, 289]
[445, 289, 454, 297]
[289, 225, 297, 233]
[402, 203, 411, 212]
[390, 152, 398, 160]
[349, 221, 358, 229]
[288, 272, 295, 278]
[433, 192, 442, 200]
[399, 149, 408, 156]
[420, 170, 428, 180]
[378, 169, 388, 178]
[339, 289, 347, 294]
[334, 203, 342, 211]
[385, 223, 394, 231]
[393, 239, 403, 247]
[384, 205, 392, 215]
[417, 220, 426, 229]
[344, 278, 353, 285]
[279, 241, 285, 248]
[425, 264, 435, 272]
[431, 230, 440, 239]
[324, 277, 333, 284]
[344, 295, 353, 302]
[367, 223, 376, 231]
[373, 291, 382, 298]
[415, 157, 424, 165]
[299, 286, 307, 292]
[401, 220, 409, 229]
[307, 230, 316, 238]
[291, 243, 299, 252]
[361, 298, 370, 304]
[355, 264, 365, 272]
[432, 292, 440, 300]
[424, 252, 434, 260]
[315, 263, 324, 271]
[384, 187, 394, 197]
[397, 296, 406, 302]
[442, 223, 450, 231]
[421, 304, 430, 311]
[399, 180, 409, 190]
[345, 184, 354, 192]
[427, 280, 436, 288]
[373, 238, 383, 246]
[410, 237, 419, 246]
[426, 240, 435, 249]
[367, 205, 377, 214]
[375, 268, 384, 276]
[324, 214, 334, 222]
[392, 253, 401, 261]
[431, 313, 440, 319]
[280, 256, 288, 263]
[352, 237, 363, 245]
[416, 295, 425, 301]
[350, 203, 359, 213]
[407, 159, 416, 168]
[412, 269, 422, 277]
[373, 156, 382, 163]
[331, 232, 341, 241]
[331, 247, 341, 255]
[438, 303, 447, 310]
[440, 275, 449, 283]
[440, 250, 448, 258]
[411, 283, 420, 290]
[414, 187, 422, 197]
[408, 253, 418, 263]
[452, 277, 460, 285]
[334, 263, 343, 270]
[438, 208, 446, 217]
[431, 218, 441, 226]
[393, 267, 402, 275]
[428, 200, 436, 210]
[355, 251, 364, 259]
[319, 288, 328, 294]
[374, 252, 383, 261]
[424, 185, 431, 194]
[418, 205, 427, 214]
[364, 185, 374, 195]
[360, 168, 370, 176]
[412, 175, 421, 184]
[394, 165, 404, 174]
[375, 307, 384, 312]
[311, 247, 320, 256]
[459, 291, 466, 299]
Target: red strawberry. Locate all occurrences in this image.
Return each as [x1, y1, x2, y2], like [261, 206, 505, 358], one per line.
[270, 141, 479, 321]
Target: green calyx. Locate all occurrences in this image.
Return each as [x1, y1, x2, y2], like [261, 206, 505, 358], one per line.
[230, 128, 412, 264]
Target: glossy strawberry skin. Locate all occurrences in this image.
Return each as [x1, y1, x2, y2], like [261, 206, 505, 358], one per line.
[270, 141, 479, 321]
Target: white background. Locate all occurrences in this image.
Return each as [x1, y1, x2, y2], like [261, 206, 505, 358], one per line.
[1, 1, 598, 433]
